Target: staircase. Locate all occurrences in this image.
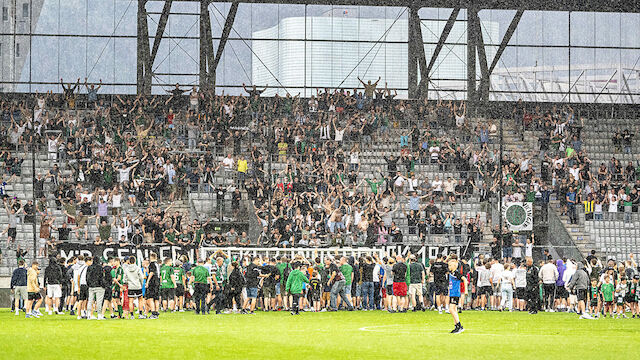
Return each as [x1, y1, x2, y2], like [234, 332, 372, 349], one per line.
[548, 200, 592, 258]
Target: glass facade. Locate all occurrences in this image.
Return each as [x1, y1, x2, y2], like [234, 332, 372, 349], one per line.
[0, 1, 638, 102]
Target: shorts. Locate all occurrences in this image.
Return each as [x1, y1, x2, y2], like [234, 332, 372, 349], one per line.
[146, 286, 159, 300]
[386, 284, 394, 296]
[576, 289, 587, 302]
[28, 292, 42, 301]
[543, 284, 556, 298]
[14, 286, 28, 301]
[590, 300, 598, 307]
[434, 281, 448, 296]
[128, 288, 143, 298]
[393, 282, 407, 297]
[247, 287, 258, 299]
[160, 288, 175, 300]
[479, 286, 492, 297]
[78, 285, 89, 301]
[8, 227, 16, 239]
[47, 284, 62, 298]
[604, 301, 613, 307]
[449, 296, 460, 305]
[492, 284, 502, 297]
[625, 295, 636, 303]
[555, 285, 568, 299]
[112, 288, 121, 299]
[176, 285, 185, 296]
[409, 283, 423, 296]
[355, 283, 362, 298]
[311, 290, 321, 301]
[263, 285, 276, 298]
[103, 288, 112, 301]
[515, 288, 526, 300]
[275, 282, 281, 296]
[39, 238, 47, 248]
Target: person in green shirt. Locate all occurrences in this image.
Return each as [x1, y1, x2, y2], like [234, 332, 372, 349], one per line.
[285, 262, 309, 315]
[110, 257, 124, 318]
[164, 228, 177, 245]
[365, 177, 385, 196]
[173, 261, 186, 311]
[191, 259, 211, 315]
[339, 257, 354, 304]
[159, 258, 176, 311]
[276, 257, 291, 309]
[601, 275, 615, 317]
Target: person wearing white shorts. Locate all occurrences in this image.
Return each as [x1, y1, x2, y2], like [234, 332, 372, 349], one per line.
[47, 284, 62, 315]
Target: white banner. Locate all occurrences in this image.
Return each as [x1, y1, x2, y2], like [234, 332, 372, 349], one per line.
[502, 202, 533, 231]
[200, 245, 462, 264]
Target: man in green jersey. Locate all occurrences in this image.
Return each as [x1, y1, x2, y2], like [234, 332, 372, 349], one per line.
[173, 260, 186, 311]
[191, 259, 211, 315]
[110, 257, 124, 318]
[159, 258, 176, 311]
[276, 257, 291, 310]
[339, 257, 354, 305]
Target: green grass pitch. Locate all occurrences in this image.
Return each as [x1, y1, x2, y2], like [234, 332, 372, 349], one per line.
[2, 309, 639, 359]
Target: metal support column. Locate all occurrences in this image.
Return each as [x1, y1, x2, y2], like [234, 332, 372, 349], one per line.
[200, 0, 213, 89]
[470, 8, 489, 102]
[408, 6, 419, 98]
[466, 6, 478, 103]
[136, 0, 151, 94]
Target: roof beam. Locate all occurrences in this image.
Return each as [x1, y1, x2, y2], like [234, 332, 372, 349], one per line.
[150, 0, 174, 71]
[211, 1, 239, 89]
[418, 7, 460, 93]
[488, 9, 523, 76]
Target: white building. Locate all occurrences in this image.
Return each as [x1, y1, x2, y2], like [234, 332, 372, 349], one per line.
[0, 0, 44, 92]
[252, 14, 499, 97]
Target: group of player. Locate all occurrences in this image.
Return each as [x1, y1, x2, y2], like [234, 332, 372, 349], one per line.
[11, 250, 467, 333]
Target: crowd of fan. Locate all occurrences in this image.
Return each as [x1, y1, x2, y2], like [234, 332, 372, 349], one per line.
[0, 79, 510, 260]
[510, 102, 639, 226]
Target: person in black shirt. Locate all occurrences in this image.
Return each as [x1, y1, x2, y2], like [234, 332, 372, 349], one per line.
[44, 256, 64, 315]
[261, 258, 280, 311]
[430, 254, 448, 313]
[360, 256, 375, 310]
[145, 253, 160, 319]
[392, 256, 408, 312]
[525, 257, 540, 314]
[325, 257, 353, 311]
[243, 257, 265, 314]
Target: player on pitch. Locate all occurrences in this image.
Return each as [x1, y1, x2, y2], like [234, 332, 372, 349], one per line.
[448, 255, 466, 334]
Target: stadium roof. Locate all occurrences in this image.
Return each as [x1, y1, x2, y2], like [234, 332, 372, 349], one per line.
[156, 0, 640, 13]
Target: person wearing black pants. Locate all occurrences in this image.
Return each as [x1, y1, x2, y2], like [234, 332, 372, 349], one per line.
[228, 261, 245, 312]
[525, 257, 540, 314]
[194, 283, 208, 315]
[192, 259, 212, 315]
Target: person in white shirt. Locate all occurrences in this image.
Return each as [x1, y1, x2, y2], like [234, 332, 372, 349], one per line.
[476, 262, 492, 310]
[490, 260, 504, 310]
[514, 263, 527, 311]
[525, 235, 534, 258]
[538, 259, 559, 311]
[222, 154, 235, 170]
[498, 263, 515, 311]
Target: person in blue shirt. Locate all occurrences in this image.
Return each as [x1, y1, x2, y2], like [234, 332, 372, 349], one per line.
[448, 255, 466, 334]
